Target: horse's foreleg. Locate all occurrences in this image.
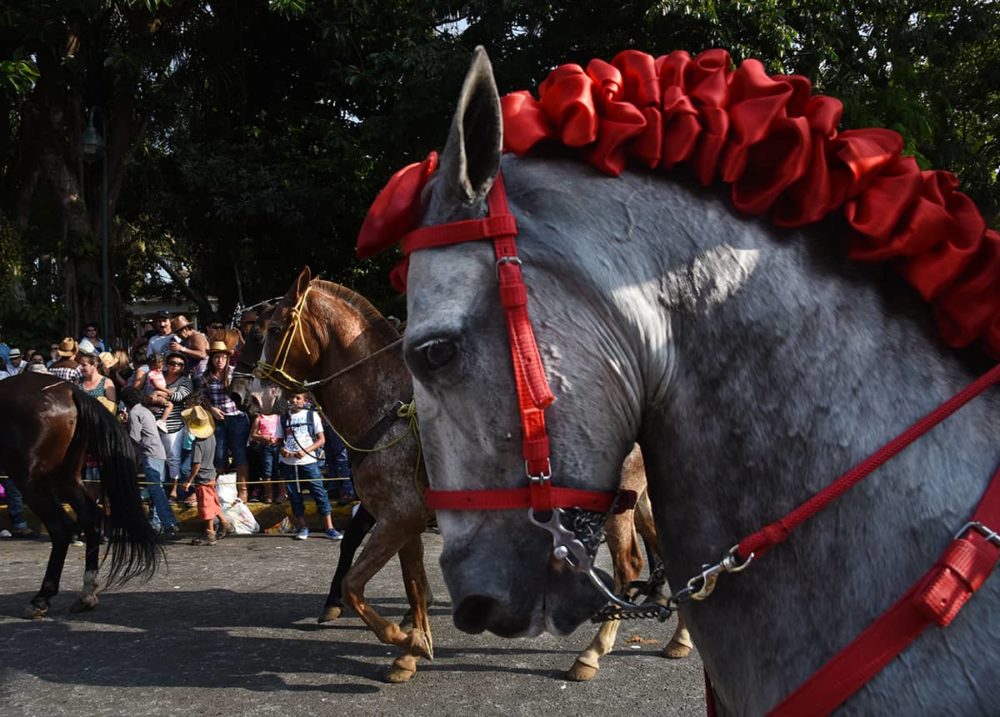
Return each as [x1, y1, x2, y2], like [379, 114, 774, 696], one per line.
[67, 487, 103, 613]
[399, 534, 434, 659]
[567, 618, 623, 682]
[342, 522, 430, 682]
[23, 493, 75, 619]
[567, 513, 643, 681]
[663, 615, 694, 659]
[319, 504, 375, 623]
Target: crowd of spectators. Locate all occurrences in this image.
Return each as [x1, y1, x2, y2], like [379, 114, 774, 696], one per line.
[0, 313, 355, 542]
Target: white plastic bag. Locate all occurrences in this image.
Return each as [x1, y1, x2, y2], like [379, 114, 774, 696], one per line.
[216, 472, 238, 505]
[222, 498, 260, 535]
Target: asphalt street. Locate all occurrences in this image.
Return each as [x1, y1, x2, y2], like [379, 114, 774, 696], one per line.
[0, 532, 704, 717]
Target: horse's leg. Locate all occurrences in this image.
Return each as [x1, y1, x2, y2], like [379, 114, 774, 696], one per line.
[341, 521, 432, 681]
[633, 489, 694, 659]
[567, 512, 644, 681]
[66, 485, 104, 613]
[385, 534, 432, 683]
[663, 615, 694, 659]
[22, 492, 76, 619]
[319, 503, 375, 623]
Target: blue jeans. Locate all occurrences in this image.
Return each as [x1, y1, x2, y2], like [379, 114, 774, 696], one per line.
[255, 444, 281, 477]
[214, 412, 250, 469]
[280, 462, 331, 517]
[143, 458, 176, 531]
[2, 478, 27, 529]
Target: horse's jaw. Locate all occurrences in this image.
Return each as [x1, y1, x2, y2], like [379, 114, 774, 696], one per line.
[437, 512, 609, 638]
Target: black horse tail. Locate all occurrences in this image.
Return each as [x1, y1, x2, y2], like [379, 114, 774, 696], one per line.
[71, 387, 163, 586]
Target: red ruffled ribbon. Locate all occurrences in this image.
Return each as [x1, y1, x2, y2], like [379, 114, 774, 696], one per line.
[358, 48, 1000, 357]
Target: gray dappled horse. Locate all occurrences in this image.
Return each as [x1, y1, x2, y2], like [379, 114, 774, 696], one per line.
[395, 49, 1000, 713]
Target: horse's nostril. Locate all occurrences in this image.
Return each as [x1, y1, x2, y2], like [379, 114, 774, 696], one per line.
[452, 595, 498, 635]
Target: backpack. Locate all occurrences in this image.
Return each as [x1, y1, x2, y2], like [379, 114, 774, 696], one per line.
[281, 408, 322, 457]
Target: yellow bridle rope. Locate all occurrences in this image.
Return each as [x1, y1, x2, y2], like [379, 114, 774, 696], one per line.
[253, 284, 314, 393]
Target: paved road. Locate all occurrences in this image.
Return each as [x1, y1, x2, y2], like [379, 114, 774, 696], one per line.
[0, 533, 704, 717]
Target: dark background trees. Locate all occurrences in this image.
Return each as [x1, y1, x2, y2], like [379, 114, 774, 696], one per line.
[1, 0, 997, 349]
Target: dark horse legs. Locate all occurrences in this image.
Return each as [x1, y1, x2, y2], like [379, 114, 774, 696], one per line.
[22, 481, 104, 619]
[66, 484, 104, 612]
[22, 487, 75, 618]
[319, 503, 376, 623]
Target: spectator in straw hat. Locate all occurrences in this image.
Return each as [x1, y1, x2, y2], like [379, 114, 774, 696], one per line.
[169, 314, 208, 379]
[203, 340, 251, 502]
[49, 338, 82, 384]
[5, 348, 24, 376]
[77, 337, 97, 358]
[238, 310, 259, 340]
[180, 405, 234, 545]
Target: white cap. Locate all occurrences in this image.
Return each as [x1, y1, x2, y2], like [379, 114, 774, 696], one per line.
[78, 338, 97, 356]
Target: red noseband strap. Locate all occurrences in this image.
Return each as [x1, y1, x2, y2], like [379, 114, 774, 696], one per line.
[405, 174, 631, 515]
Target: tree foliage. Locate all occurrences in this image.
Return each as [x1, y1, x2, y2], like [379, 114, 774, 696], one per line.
[1, 0, 997, 349]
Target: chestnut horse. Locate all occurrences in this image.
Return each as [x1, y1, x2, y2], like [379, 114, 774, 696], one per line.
[234, 269, 690, 682]
[0, 372, 160, 618]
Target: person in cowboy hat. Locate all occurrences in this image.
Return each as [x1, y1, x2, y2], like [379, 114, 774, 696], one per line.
[48, 338, 82, 384]
[147, 310, 175, 359]
[5, 348, 24, 376]
[202, 339, 252, 502]
[168, 314, 208, 378]
[77, 337, 98, 358]
[238, 310, 259, 339]
[180, 405, 234, 545]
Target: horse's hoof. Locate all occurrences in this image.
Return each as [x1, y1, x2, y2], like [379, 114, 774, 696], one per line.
[22, 605, 48, 620]
[662, 640, 693, 659]
[566, 661, 599, 682]
[384, 655, 418, 683]
[318, 605, 343, 623]
[70, 596, 99, 613]
[404, 628, 433, 660]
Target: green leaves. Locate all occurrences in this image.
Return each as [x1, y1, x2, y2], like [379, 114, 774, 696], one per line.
[0, 58, 39, 93]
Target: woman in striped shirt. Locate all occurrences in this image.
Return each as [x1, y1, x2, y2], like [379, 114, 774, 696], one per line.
[144, 351, 193, 496]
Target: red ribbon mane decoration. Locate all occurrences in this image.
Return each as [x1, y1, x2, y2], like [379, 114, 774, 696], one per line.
[357, 48, 1000, 358]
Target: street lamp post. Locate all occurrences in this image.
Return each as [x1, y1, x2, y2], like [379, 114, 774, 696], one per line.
[80, 109, 110, 345]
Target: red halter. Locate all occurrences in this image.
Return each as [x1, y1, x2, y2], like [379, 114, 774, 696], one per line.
[401, 173, 630, 516]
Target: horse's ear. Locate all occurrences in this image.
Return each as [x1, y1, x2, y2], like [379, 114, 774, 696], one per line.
[295, 266, 312, 298]
[439, 46, 502, 204]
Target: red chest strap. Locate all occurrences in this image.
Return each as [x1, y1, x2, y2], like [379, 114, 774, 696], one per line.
[404, 174, 628, 515]
[768, 465, 1000, 716]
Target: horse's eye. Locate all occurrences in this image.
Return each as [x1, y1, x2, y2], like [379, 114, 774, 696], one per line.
[417, 339, 457, 372]
[267, 325, 282, 337]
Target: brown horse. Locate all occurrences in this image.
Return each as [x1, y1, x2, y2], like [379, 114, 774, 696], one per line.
[0, 372, 161, 618]
[236, 267, 691, 681]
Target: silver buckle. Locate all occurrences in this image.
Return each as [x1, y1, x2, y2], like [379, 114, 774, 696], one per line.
[954, 520, 1000, 547]
[496, 255, 522, 279]
[526, 459, 552, 481]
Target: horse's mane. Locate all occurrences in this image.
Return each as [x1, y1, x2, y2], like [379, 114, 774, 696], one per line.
[312, 278, 401, 344]
[500, 49, 999, 357]
[358, 48, 1000, 359]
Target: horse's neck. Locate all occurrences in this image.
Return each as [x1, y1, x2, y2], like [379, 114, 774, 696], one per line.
[510, 158, 1000, 711]
[630, 186, 999, 710]
[311, 313, 409, 445]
